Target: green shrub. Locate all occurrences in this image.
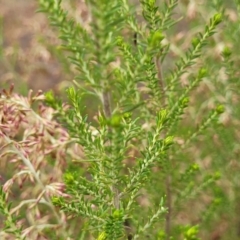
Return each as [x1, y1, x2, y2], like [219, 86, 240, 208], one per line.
[1, 0, 240, 239]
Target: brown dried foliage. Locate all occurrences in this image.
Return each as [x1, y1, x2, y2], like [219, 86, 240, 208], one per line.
[0, 84, 81, 239]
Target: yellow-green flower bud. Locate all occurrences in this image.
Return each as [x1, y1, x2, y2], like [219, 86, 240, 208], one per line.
[213, 13, 222, 25]
[149, 31, 164, 48]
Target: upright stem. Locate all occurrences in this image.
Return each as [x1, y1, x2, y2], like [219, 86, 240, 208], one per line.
[155, 55, 166, 106]
[103, 89, 111, 118]
[155, 54, 171, 238]
[165, 174, 172, 239]
[102, 89, 120, 210]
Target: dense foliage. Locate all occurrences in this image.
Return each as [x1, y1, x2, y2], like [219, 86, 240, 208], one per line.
[1, 0, 240, 239]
